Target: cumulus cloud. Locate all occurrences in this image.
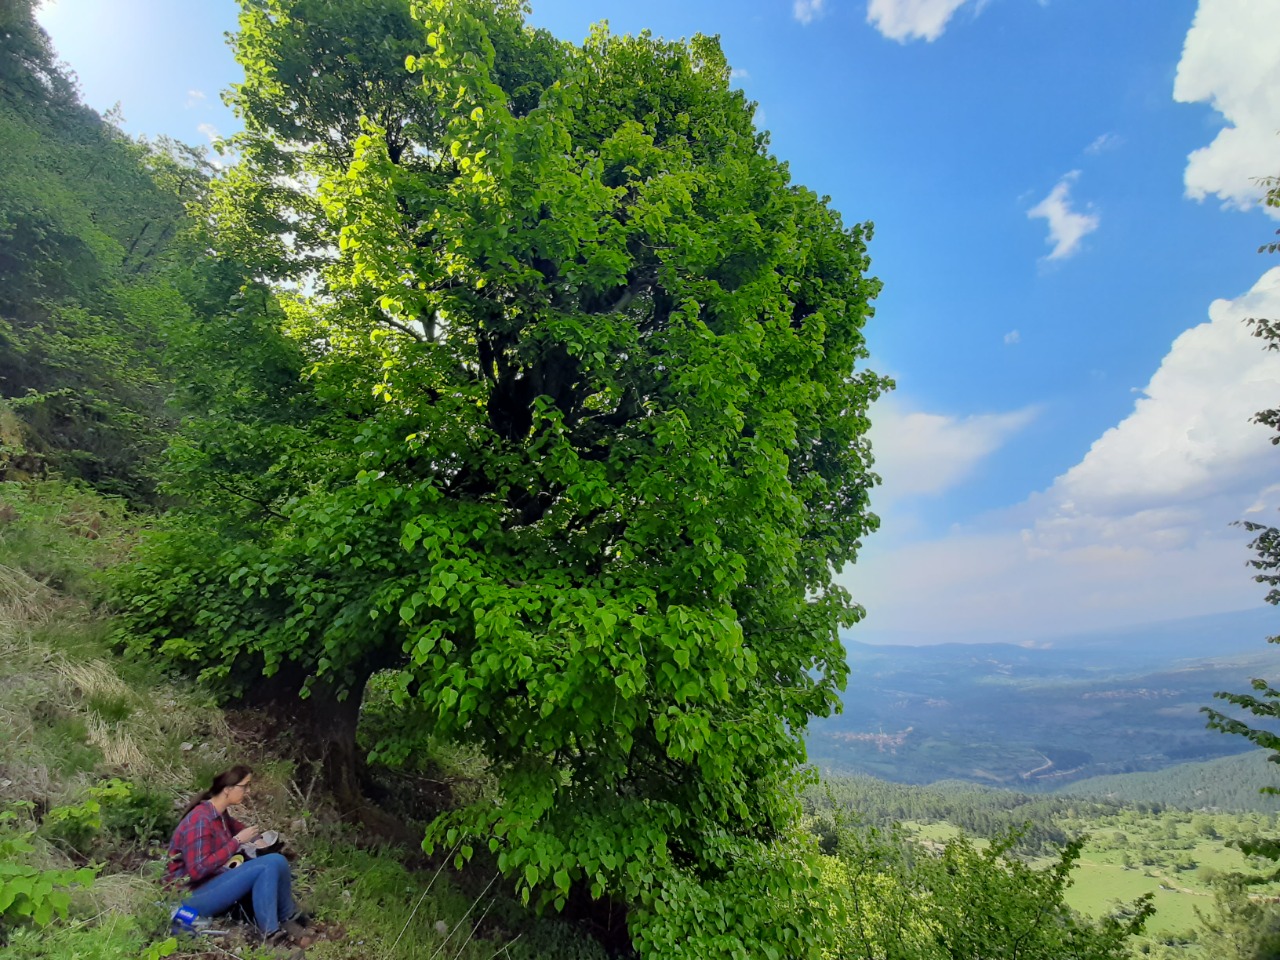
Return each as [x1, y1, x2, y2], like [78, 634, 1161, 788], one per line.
[794, 0, 826, 25]
[1027, 171, 1100, 261]
[1174, 0, 1280, 217]
[869, 401, 1038, 499]
[730, 67, 750, 81]
[844, 270, 1280, 641]
[197, 122, 221, 145]
[1004, 330, 1021, 345]
[185, 89, 206, 108]
[867, 0, 976, 43]
[1052, 269, 1280, 513]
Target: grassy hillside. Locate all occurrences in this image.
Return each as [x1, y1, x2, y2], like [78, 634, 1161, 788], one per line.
[0, 480, 606, 959]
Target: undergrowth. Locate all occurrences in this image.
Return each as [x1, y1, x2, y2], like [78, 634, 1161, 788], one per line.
[0, 480, 606, 959]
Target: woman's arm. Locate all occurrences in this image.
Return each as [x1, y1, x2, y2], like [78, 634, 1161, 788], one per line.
[176, 806, 240, 883]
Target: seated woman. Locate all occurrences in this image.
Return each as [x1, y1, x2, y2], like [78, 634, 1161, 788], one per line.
[167, 765, 307, 945]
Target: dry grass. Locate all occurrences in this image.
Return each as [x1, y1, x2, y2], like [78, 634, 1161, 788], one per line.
[0, 555, 225, 806]
[0, 562, 66, 638]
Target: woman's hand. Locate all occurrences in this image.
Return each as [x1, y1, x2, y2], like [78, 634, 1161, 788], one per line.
[235, 826, 262, 844]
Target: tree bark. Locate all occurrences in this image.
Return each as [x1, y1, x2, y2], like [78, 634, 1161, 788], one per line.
[237, 662, 414, 841]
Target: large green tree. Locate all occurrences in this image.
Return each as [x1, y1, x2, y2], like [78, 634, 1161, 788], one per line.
[211, 0, 564, 281]
[120, 0, 569, 816]
[121, 1, 887, 954]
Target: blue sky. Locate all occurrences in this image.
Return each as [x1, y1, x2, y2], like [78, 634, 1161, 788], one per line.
[36, 0, 1280, 643]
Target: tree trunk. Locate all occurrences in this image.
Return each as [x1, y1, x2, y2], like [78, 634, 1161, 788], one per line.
[237, 662, 414, 841]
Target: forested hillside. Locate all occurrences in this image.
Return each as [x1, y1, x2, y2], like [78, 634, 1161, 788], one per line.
[807, 774, 1132, 855]
[0, 2, 221, 499]
[1, 1, 1278, 959]
[811, 637, 1271, 786]
[1061, 751, 1280, 813]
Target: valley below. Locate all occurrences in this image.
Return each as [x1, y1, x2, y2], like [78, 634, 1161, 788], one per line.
[810, 609, 1280, 792]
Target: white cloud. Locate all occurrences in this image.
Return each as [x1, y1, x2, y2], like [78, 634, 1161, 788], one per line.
[870, 400, 1038, 499]
[844, 269, 1280, 641]
[730, 67, 750, 82]
[1173, 0, 1280, 218]
[185, 89, 206, 108]
[1052, 268, 1280, 513]
[197, 122, 221, 145]
[1027, 171, 1100, 261]
[1004, 330, 1021, 345]
[794, 0, 826, 25]
[866, 0, 974, 43]
[1085, 132, 1123, 155]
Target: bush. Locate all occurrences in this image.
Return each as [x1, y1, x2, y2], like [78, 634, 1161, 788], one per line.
[40, 779, 135, 855]
[40, 796, 102, 855]
[821, 822, 1154, 960]
[100, 781, 177, 845]
[0, 809, 97, 935]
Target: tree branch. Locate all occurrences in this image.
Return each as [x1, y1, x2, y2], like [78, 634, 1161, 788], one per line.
[375, 313, 428, 342]
[208, 474, 288, 521]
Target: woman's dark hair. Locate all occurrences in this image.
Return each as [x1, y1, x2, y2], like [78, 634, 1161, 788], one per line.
[180, 764, 253, 819]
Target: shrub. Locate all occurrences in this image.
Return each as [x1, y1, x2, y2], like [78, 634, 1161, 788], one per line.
[40, 779, 134, 854]
[0, 809, 96, 935]
[100, 781, 176, 845]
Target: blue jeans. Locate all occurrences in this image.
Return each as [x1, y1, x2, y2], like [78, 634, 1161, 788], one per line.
[183, 853, 294, 934]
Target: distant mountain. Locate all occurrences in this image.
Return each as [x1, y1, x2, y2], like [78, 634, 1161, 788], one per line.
[1041, 607, 1280, 664]
[811, 608, 1278, 790]
[1056, 750, 1280, 812]
[846, 606, 1278, 662]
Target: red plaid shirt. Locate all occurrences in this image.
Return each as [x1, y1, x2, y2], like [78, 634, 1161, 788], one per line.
[166, 801, 245, 888]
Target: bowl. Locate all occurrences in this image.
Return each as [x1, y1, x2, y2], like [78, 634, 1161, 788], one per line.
[254, 830, 280, 849]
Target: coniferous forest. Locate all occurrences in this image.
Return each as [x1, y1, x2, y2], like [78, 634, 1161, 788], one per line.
[1, 2, 1278, 959]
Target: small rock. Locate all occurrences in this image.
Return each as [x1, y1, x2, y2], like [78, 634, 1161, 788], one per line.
[291, 818, 307, 834]
[435, 920, 449, 936]
[180, 742, 193, 752]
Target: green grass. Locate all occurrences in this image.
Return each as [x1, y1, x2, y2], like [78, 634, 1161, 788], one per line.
[1046, 815, 1280, 938]
[1062, 859, 1203, 936]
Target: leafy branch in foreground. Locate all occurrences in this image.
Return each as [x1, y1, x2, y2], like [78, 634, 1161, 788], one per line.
[0, 810, 97, 935]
